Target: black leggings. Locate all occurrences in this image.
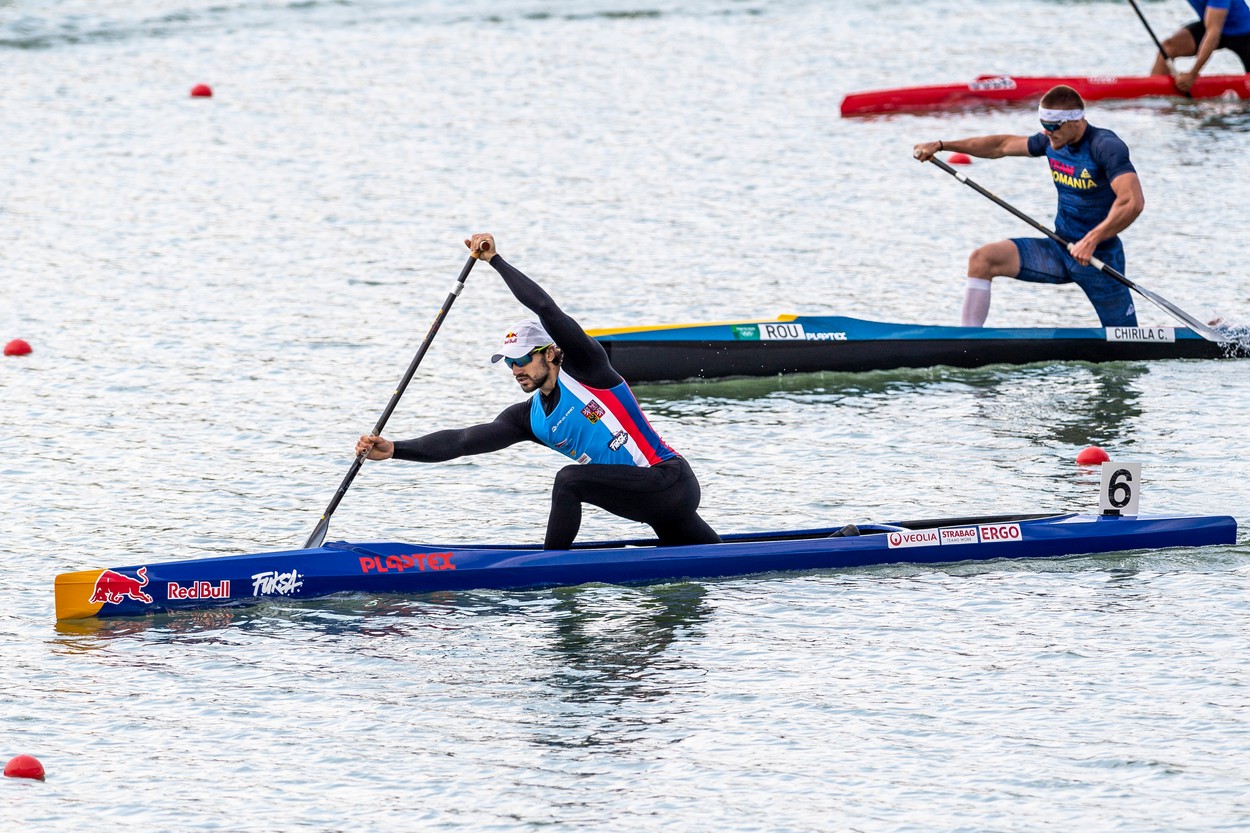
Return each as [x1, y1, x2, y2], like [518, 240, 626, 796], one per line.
[545, 456, 721, 549]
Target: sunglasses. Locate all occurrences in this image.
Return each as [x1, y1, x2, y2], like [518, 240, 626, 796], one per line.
[504, 344, 552, 368]
[1040, 119, 1068, 132]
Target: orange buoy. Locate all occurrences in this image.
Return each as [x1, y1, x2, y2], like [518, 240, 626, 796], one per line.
[4, 338, 32, 356]
[4, 754, 46, 781]
[1076, 446, 1111, 465]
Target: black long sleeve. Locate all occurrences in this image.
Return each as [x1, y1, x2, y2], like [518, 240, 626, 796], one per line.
[392, 402, 534, 462]
[490, 256, 621, 389]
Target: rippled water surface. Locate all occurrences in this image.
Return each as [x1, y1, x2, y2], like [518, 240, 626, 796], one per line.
[3, 1, 1250, 830]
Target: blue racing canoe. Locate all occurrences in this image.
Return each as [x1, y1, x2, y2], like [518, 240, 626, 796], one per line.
[54, 511, 1236, 620]
[588, 315, 1245, 382]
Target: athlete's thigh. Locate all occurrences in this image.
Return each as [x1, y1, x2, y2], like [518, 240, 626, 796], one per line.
[1012, 237, 1071, 285]
[1069, 250, 1136, 327]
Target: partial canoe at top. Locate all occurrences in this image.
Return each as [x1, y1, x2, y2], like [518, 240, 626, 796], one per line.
[588, 316, 1247, 383]
[840, 73, 1250, 116]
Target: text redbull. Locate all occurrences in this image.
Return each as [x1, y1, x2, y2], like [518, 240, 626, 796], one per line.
[89, 567, 153, 604]
[167, 580, 231, 601]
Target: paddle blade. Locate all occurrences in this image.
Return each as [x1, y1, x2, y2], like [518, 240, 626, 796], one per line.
[1133, 284, 1229, 343]
[304, 518, 330, 550]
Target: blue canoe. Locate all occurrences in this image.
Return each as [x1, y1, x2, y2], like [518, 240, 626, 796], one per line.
[55, 511, 1236, 620]
[588, 316, 1244, 382]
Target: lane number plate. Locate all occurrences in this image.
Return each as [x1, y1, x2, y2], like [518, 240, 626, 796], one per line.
[1098, 461, 1141, 516]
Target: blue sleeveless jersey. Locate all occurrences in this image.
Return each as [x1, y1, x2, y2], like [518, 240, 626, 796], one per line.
[529, 374, 678, 466]
[1188, 0, 1250, 37]
[1027, 125, 1135, 252]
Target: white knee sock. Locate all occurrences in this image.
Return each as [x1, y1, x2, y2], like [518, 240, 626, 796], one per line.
[961, 277, 992, 327]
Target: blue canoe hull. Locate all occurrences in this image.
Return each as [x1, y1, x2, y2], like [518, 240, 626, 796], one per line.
[588, 316, 1242, 382]
[55, 511, 1237, 620]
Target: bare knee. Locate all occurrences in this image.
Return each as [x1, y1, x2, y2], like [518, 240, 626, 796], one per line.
[967, 243, 1016, 279]
[1163, 30, 1197, 59]
[967, 247, 993, 279]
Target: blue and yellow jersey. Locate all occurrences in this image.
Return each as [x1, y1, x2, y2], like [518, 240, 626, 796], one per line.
[1028, 125, 1135, 252]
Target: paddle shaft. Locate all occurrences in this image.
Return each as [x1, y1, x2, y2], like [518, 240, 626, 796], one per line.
[926, 155, 1225, 342]
[303, 254, 478, 549]
[1125, 0, 1193, 97]
[1127, 0, 1176, 72]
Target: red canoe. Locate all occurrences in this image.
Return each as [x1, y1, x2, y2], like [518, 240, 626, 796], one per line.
[840, 73, 1250, 116]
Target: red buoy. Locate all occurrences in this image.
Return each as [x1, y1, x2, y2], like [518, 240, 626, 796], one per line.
[4, 754, 46, 781]
[190, 83, 213, 98]
[1076, 446, 1110, 465]
[4, 338, 32, 356]
[947, 152, 973, 165]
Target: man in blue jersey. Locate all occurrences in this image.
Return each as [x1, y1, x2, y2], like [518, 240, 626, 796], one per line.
[912, 85, 1145, 328]
[1151, 0, 1250, 93]
[356, 233, 721, 550]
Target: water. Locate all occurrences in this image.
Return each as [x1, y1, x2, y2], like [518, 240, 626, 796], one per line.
[3, 1, 1250, 830]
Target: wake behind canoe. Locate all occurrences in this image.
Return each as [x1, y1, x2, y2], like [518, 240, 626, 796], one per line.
[588, 315, 1242, 383]
[55, 511, 1236, 620]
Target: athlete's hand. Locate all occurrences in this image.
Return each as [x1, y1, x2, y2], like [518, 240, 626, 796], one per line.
[357, 434, 394, 460]
[465, 233, 496, 261]
[912, 141, 942, 162]
[1068, 236, 1097, 267]
[1175, 70, 1197, 94]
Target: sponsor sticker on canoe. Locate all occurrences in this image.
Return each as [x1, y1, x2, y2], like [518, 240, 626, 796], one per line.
[886, 529, 941, 549]
[91, 567, 153, 604]
[939, 526, 980, 545]
[359, 552, 457, 574]
[167, 580, 230, 601]
[251, 569, 303, 597]
[977, 522, 1022, 542]
[1106, 326, 1175, 343]
[732, 325, 760, 340]
[968, 76, 1016, 91]
[887, 523, 1024, 548]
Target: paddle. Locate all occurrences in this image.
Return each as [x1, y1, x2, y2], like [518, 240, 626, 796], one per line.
[924, 155, 1227, 342]
[303, 251, 479, 549]
[1126, 0, 1192, 96]
[1128, 0, 1177, 73]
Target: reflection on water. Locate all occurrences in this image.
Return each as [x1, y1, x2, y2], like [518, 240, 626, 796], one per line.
[965, 362, 1146, 448]
[638, 360, 1147, 451]
[541, 583, 707, 698]
[634, 364, 971, 410]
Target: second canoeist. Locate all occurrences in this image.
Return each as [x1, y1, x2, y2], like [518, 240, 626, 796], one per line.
[1151, 0, 1250, 93]
[912, 85, 1145, 329]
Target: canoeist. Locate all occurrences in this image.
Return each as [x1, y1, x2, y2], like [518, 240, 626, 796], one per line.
[356, 233, 721, 550]
[1151, 0, 1250, 92]
[912, 85, 1145, 328]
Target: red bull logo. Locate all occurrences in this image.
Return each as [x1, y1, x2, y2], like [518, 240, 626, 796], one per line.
[167, 580, 231, 601]
[89, 567, 154, 604]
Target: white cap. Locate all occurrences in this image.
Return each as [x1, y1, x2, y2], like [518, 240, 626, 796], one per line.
[490, 319, 554, 363]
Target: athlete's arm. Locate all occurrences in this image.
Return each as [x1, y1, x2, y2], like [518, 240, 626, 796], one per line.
[1178, 6, 1230, 91]
[388, 402, 535, 462]
[489, 255, 620, 388]
[913, 134, 1032, 161]
[1070, 172, 1145, 265]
